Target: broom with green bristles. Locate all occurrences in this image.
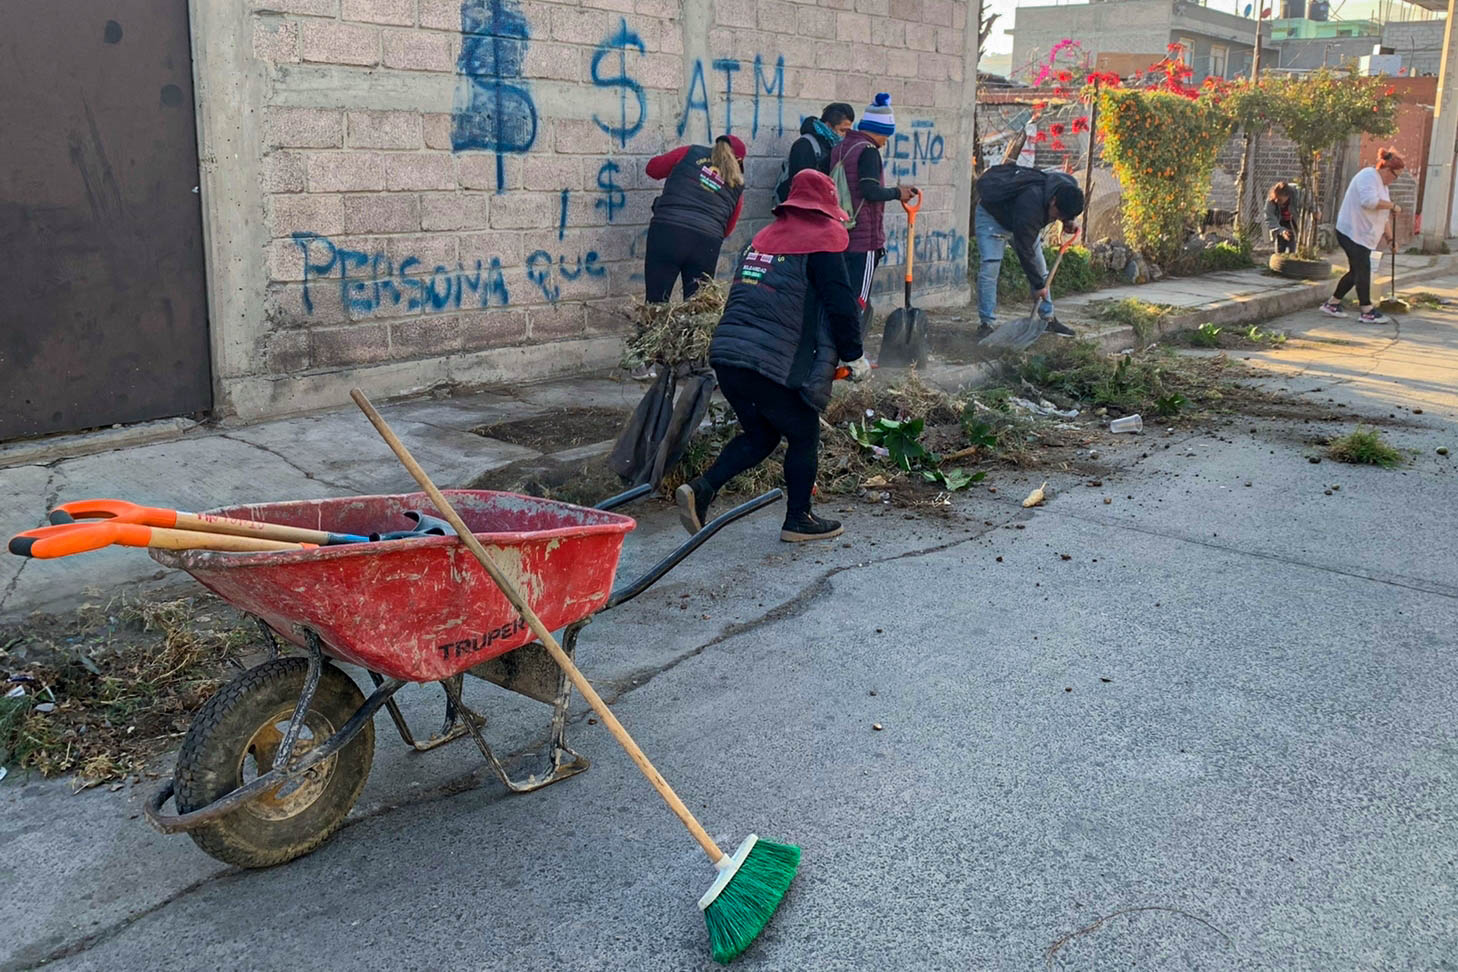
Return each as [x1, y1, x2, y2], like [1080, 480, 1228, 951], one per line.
[352, 389, 799, 964]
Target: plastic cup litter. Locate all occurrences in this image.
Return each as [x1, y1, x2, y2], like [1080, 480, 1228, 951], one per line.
[1110, 415, 1143, 434]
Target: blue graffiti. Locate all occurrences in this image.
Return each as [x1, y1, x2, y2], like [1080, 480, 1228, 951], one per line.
[677, 60, 711, 141]
[452, 0, 537, 194]
[678, 56, 786, 139]
[526, 249, 605, 303]
[876, 224, 969, 295]
[590, 19, 647, 147]
[292, 233, 510, 314]
[886, 121, 946, 180]
[595, 161, 626, 222]
[558, 188, 569, 241]
[713, 58, 741, 134]
[752, 55, 784, 138]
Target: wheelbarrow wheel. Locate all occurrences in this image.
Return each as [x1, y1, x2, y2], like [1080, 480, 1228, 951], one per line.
[174, 657, 374, 868]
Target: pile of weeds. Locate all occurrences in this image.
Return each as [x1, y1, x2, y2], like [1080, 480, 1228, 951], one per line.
[970, 242, 1119, 302]
[1086, 298, 1176, 344]
[1, 594, 257, 786]
[1329, 426, 1404, 467]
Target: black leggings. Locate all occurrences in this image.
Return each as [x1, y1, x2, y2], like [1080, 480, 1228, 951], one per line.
[1273, 223, 1295, 254]
[1334, 230, 1372, 307]
[701, 365, 819, 516]
[644, 222, 723, 303]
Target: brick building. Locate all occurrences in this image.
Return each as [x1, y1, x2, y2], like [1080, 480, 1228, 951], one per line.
[2, 0, 977, 437]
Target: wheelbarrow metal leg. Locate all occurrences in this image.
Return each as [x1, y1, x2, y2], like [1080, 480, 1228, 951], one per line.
[445, 621, 590, 793]
[272, 630, 324, 771]
[368, 671, 481, 753]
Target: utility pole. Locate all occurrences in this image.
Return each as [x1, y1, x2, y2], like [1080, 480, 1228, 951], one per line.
[1420, 0, 1458, 250]
[1236, 8, 1265, 235]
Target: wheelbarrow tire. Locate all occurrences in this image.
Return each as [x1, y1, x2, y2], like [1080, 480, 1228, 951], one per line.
[174, 656, 374, 869]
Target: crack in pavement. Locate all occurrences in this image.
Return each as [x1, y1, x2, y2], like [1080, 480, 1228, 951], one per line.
[215, 434, 359, 493]
[1053, 508, 1458, 600]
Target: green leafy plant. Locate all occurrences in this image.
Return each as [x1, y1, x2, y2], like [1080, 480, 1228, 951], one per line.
[1329, 426, 1404, 467]
[1191, 323, 1223, 347]
[961, 419, 1000, 451]
[1098, 86, 1234, 264]
[923, 467, 986, 491]
[1244, 324, 1286, 345]
[849, 417, 934, 471]
[1154, 392, 1188, 416]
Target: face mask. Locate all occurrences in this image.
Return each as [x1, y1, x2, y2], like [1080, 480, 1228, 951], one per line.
[811, 118, 844, 145]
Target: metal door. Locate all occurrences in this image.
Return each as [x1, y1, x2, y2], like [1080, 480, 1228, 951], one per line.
[0, 0, 211, 440]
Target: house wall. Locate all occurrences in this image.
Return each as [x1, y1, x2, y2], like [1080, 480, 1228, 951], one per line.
[191, 0, 978, 421]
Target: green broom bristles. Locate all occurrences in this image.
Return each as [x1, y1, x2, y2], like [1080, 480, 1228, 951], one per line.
[700, 834, 801, 964]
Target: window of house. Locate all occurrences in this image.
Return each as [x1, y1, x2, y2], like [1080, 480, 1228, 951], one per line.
[1178, 37, 1196, 65]
[1210, 44, 1228, 78]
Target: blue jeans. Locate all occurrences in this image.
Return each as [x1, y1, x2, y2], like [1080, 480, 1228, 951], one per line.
[975, 204, 1051, 326]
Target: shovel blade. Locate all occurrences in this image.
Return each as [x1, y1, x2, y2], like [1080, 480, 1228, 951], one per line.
[879, 307, 928, 368]
[979, 314, 1047, 351]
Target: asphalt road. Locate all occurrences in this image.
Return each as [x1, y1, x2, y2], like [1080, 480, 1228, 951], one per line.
[2, 287, 1455, 971]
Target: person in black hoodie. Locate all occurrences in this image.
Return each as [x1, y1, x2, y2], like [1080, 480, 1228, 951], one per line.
[974, 163, 1085, 339]
[773, 103, 856, 204]
[676, 170, 870, 543]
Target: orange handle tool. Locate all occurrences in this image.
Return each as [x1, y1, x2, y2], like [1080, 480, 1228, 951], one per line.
[9, 522, 315, 559]
[49, 499, 368, 545]
[901, 189, 922, 285]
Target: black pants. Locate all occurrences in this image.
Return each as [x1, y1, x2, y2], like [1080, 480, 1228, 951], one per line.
[644, 222, 723, 303]
[1273, 223, 1295, 253]
[1333, 230, 1372, 307]
[701, 365, 819, 516]
[844, 249, 882, 342]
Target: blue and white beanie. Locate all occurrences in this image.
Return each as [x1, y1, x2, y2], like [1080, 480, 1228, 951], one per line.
[858, 93, 895, 137]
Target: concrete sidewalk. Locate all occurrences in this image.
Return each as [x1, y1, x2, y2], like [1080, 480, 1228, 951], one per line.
[1, 251, 1451, 620]
[0, 378, 645, 619]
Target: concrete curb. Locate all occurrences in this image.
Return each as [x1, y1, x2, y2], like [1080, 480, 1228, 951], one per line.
[920, 255, 1458, 396]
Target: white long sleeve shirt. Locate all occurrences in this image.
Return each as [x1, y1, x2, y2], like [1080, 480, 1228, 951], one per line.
[1335, 167, 1391, 250]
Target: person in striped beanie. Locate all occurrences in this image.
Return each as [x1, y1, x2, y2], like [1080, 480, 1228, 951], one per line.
[827, 93, 918, 340]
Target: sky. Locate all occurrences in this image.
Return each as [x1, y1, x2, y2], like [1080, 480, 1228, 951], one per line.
[981, 0, 1408, 58]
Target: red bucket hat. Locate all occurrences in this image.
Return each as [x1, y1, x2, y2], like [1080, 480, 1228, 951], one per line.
[752, 170, 849, 255]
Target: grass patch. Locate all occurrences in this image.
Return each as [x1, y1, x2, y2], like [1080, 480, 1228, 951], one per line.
[1179, 322, 1287, 351]
[1174, 239, 1254, 275]
[1329, 426, 1404, 467]
[0, 594, 257, 785]
[970, 242, 1119, 303]
[1086, 298, 1175, 345]
[1405, 291, 1444, 309]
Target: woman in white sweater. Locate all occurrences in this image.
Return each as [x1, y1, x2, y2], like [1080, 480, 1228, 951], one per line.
[1321, 148, 1404, 325]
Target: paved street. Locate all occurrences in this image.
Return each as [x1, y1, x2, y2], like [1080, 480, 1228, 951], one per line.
[2, 284, 1455, 971]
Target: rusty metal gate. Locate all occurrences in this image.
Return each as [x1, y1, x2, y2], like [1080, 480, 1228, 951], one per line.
[0, 0, 211, 441]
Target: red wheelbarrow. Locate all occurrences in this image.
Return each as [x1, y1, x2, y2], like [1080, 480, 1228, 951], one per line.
[143, 484, 781, 868]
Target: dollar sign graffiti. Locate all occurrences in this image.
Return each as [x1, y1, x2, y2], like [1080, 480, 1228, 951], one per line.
[452, 0, 538, 193]
[590, 19, 646, 148]
[594, 161, 626, 222]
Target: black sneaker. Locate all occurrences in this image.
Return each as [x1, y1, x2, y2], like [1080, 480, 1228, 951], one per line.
[780, 510, 844, 543]
[1045, 316, 1076, 337]
[974, 323, 996, 342]
[674, 479, 714, 535]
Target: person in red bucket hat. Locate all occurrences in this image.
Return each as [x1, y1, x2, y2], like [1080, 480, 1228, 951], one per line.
[675, 169, 871, 544]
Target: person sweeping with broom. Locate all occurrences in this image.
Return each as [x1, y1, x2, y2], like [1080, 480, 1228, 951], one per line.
[676, 169, 871, 543]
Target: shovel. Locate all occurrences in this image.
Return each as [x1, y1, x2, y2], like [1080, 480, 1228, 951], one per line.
[879, 190, 928, 369]
[979, 232, 1077, 352]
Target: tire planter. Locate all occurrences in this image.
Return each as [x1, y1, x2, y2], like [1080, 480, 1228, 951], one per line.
[1268, 253, 1332, 280]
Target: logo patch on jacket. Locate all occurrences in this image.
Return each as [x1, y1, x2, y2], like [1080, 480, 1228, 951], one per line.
[737, 249, 777, 285]
[698, 163, 726, 192]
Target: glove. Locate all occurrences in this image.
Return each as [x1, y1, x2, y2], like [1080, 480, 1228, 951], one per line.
[1037, 297, 1055, 320]
[842, 357, 871, 382]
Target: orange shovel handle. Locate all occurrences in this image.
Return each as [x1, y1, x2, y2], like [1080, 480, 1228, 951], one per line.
[10, 522, 315, 558]
[51, 498, 178, 527]
[50, 498, 357, 545]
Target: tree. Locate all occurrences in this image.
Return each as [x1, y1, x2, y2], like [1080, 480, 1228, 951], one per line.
[1097, 73, 1234, 264]
[1259, 71, 1400, 256]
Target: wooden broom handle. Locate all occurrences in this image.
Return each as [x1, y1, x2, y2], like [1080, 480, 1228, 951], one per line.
[351, 390, 726, 865]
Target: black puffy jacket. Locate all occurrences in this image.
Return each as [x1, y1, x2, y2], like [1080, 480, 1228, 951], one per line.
[976, 164, 1077, 290]
[710, 247, 863, 411]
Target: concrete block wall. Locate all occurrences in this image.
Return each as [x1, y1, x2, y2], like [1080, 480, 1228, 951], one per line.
[193, 0, 977, 421]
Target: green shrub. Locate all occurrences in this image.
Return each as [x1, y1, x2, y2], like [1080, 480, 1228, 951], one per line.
[969, 242, 1114, 303]
[1329, 427, 1403, 467]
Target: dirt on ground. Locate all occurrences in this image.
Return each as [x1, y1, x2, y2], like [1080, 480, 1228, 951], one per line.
[0, 594, 261, 787]
[474, 407, 631, 452]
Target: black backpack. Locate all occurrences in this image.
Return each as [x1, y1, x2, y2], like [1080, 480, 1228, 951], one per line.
[773, 134, 827, 207]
